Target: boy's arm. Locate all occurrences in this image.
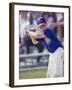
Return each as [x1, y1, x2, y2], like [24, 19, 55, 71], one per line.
[31, 36, 39, 45]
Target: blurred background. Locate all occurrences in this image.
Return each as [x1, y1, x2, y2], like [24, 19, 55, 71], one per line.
[19, 11, 64, 79]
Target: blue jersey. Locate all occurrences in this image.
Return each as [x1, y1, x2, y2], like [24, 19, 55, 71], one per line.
[36, 28, 63, 53]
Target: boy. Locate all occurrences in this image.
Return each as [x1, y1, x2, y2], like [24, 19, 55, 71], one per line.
[30, 17, 64, 77]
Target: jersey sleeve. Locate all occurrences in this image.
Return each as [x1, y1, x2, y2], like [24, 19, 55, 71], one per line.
[36, 38, 43, 43]
[44, 28, 62, 44]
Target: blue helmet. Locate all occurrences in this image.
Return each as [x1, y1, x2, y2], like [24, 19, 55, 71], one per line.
[36, 17, 47, 26]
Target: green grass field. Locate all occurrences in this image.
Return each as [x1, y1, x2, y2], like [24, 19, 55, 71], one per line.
[19, 68, 47, 79]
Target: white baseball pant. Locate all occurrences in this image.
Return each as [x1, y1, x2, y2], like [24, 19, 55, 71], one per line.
[47, 47, 64, 78]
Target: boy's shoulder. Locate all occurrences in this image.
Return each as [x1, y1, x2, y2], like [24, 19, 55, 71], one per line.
[44, 28, 53, 35]
[44, 28, 52, 32]
[44, 28, 58, 39]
